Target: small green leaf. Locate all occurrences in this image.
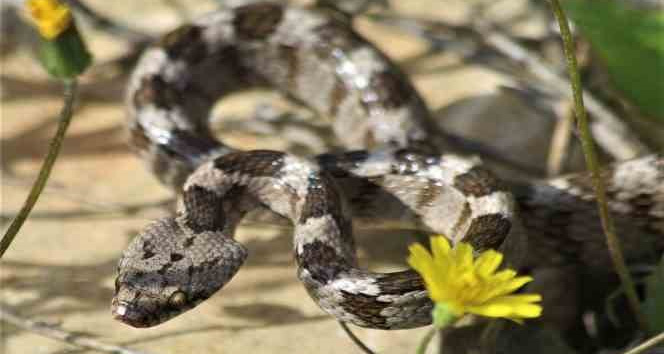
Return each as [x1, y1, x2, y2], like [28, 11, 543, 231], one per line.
[564, 0, 664, 119]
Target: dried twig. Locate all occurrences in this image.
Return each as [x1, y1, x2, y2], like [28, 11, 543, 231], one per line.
[369, 14, 650, 160]
[64, 0, 152, 43]
[2, 175, 171, 214]
[623, 331, 664, 354]
[416, 327, 436, 354]
[0, 305, 154, 354]
[439, 130, 545, 178]
[0, 199, 171, 223]
[546, 101, 574, 176]
[338, 321, 376, 354]
[478, 23, 649, 160]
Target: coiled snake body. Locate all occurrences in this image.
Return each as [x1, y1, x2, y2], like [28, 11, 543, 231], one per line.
[112, 2, 664, 329]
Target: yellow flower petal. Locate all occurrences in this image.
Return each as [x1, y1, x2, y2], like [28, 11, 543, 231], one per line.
[430, 235, 451, 260]
[492, 269, 517, 282]
[466, 303, 515, 318]
[472, 275, 533, 304]
[467, 300, 542, 319]
[474, 250, 503, 278]
[496, 276, 534, 295]
[407, 235, 542, 325]
[469, 294, 542, 318]
[452, 242, 474, 269]
[408, 243, 447, 302]
[27, 0, 72, 39]
[407, 243, 433, 270]
[504, 294, 542, 303]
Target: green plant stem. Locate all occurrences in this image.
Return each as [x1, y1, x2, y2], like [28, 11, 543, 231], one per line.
[0, 79, 78, 259]
[623, 331, 664, 354]
[338, 321, 376, 354]
[547, 0, 648, 333]
[416, 327, 436, 354]
[480, 320, 502, 352]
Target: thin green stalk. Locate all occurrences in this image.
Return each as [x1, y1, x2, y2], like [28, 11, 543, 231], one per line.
[623, 331, 664, 354]
[416, 327, 436, 354]
[480, 320, 502, 354]
[338, 321, 376, 354]
[547, 0, 648, 332]
[0, 79, 78, 258]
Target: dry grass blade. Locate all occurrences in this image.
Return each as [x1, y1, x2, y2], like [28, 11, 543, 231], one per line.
[622, 331, 664, 354]
[0, 305, 155, 354]
[338, 321, 377, 354]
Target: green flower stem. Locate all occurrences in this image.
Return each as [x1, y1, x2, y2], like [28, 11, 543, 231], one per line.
[480, 320, 502, 350]
[432, 303, 456, 328]
[416, 327, 436, 354]
[0, 79, 78, 258]
[547, 0, 648, 333]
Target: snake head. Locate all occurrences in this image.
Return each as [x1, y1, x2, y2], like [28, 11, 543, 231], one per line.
[111, 217, 247, 327]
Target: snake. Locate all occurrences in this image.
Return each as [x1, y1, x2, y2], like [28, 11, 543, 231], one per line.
[111, 1, 664, 330]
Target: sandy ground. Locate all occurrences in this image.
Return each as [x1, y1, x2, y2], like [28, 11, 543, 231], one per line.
[1, 1, 566, 353]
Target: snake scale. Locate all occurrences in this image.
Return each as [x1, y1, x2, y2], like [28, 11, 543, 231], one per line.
[112, 1, 664, 330]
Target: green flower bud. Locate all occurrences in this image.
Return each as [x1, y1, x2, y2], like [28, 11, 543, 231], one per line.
[28, 0, 92, 79]
[36, 24, 92, 79]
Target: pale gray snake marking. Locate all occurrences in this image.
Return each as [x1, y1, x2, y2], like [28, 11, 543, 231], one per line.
[112, 2, 664, 330]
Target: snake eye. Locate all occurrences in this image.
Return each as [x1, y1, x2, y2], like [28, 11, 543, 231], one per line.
[168, 291, 188, 307]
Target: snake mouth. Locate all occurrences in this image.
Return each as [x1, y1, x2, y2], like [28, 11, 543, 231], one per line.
[111, 299, 154, 328]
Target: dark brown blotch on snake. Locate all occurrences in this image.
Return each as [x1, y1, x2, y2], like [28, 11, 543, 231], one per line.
[365, 71, 413, 109]
[133, 75, 182, 110]
[454, 166, 507, 197]
[298, 240, 350, 284]
[213, 150, 285, 176]
[464, 213, 512, 250]
[159, 24, 208, 63]
[233, 2, 284, 40]
[182, 185, 225, 233]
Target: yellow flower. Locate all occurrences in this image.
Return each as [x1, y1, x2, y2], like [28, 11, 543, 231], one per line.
[27, 0, 72, 39]
[408, 236, 542, 324]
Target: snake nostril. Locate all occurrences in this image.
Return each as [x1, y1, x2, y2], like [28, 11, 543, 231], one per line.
[111, 301, 153, 328]
[112, 303, 128, 317]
